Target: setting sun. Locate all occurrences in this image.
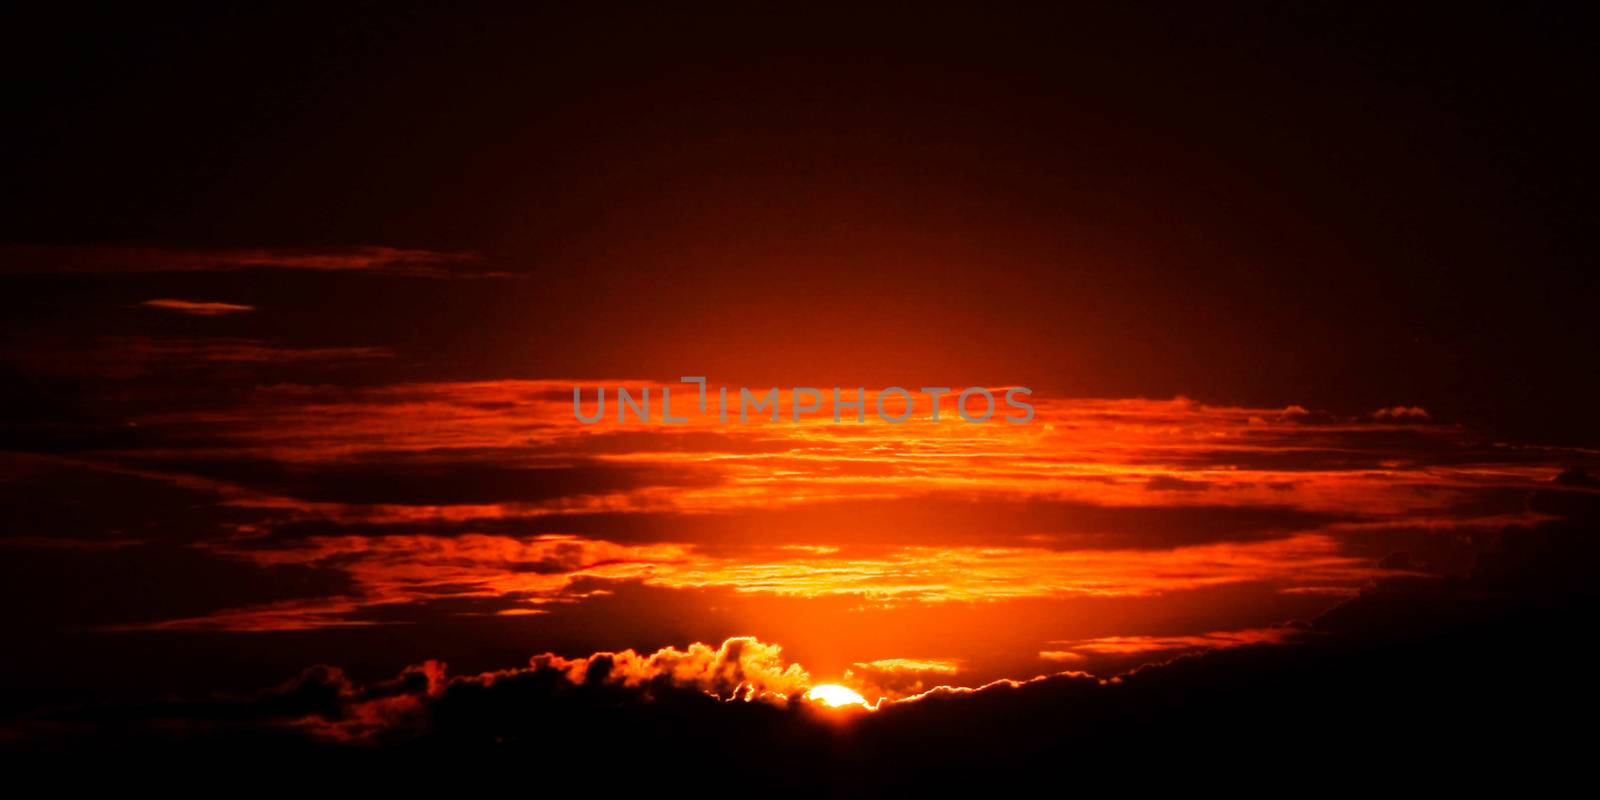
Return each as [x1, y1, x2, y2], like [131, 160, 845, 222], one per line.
[806, 684, 868, 708]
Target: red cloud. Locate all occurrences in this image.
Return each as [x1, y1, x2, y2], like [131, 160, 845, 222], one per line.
[138, 298, 255, 316]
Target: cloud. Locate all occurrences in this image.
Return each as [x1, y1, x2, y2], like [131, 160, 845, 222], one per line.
[134, 452, 727, 506]
[1373, 405, 1431, 421]
[1038, 650, 1088, 666]
[2, 337, 393, 379]
[843, 658, 963, 701]
[0, 245, 490, 277]
[1047, 628, 1296, 657]
[1039, 627, 1302, 673]
[21, 636, 813, 743]
[11, 471, 1597, 773]
[1145, 475, 1210, 492]
[97, 531, 1385, 631]
[529, 637, 812, 702]
[138, 299, 256, 316]
[3, 381, 1579, 634]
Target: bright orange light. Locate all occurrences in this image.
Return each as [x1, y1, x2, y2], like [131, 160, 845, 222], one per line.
[806, 683, 867, 708]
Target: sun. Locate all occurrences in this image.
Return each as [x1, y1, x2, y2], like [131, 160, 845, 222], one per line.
[805, 684, 868, 708]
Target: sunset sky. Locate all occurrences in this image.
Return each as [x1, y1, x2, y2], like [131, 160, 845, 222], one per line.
[2, 3, 1597, 774]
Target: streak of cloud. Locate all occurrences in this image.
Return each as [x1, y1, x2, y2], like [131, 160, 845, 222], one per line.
[138, 299, 256, 316]
[0, 244, 494, 277]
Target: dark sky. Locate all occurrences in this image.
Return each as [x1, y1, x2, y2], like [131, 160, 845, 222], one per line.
[3, 3, 1595, 442]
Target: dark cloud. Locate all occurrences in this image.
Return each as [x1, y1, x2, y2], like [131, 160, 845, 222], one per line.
[245, 494, 1356, 551]
[0, 455, 267, 545]
[1145, 475, 1210, 492]
[0, 542, 354, 632]
[133, 452, 727, 506]
[533, 430, 813, 456]
[1148, 429, 1553, 472]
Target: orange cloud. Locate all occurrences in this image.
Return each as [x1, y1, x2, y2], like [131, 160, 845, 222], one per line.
[529, 636, 811, 702]
[1043, 627, 1299, 660]
[37, 378, 1588, 659]
[843, 658, 964, 701]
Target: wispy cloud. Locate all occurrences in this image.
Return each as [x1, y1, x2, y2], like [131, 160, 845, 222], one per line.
[1043, 627, 1298, 660]
[0, 245, 496, 277]
[1, 337, 393, 379]
[138, 299, 256, 316]
[34, 381, 1581, 634]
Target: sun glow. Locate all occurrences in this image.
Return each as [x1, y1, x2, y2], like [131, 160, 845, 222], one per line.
[806, 684, 868, 708]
